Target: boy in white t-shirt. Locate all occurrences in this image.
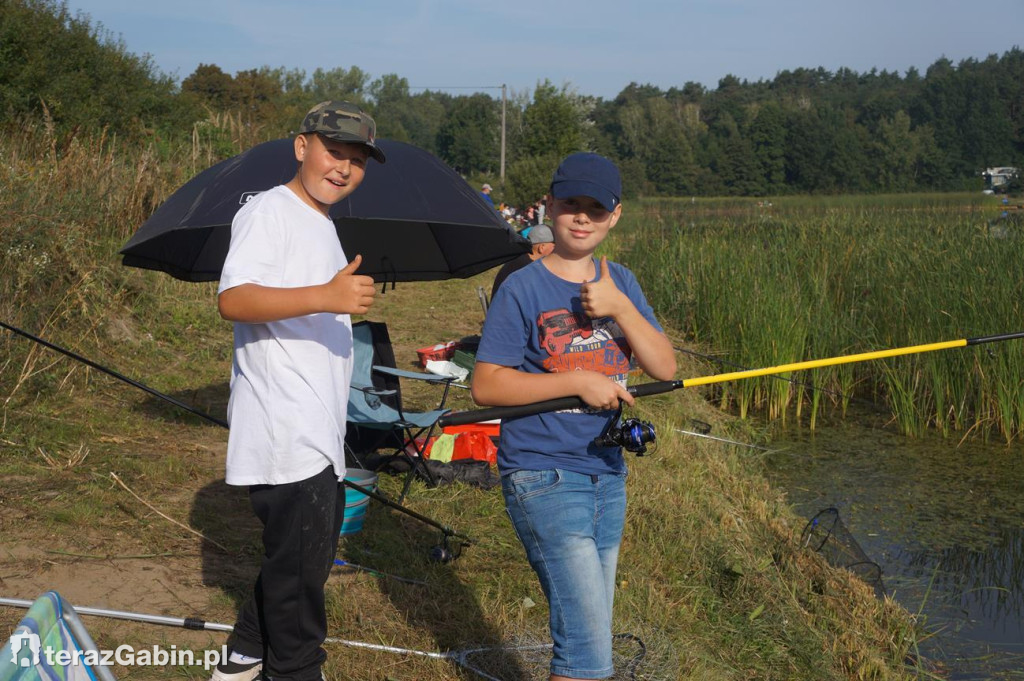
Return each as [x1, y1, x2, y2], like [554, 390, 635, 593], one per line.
[211, 101, 385, 681]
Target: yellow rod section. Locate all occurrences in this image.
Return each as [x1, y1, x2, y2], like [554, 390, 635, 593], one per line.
[681, 338, 968, 388]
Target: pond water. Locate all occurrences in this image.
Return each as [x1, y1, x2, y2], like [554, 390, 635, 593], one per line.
[762, 410, 1024, 679]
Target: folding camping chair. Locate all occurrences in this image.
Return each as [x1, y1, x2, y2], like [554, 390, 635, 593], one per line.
[346, 321, 455, 503]
[1, 591, 116, 681]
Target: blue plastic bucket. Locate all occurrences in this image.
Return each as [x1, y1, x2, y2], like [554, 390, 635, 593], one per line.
[341, 468, 378, 536]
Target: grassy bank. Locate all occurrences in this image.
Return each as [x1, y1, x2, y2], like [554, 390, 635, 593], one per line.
[620, 195, 1024, 440]
[1, 123, 921, 679]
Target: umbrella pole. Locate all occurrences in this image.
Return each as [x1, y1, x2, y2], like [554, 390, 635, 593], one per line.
[0, 320, 472, 543]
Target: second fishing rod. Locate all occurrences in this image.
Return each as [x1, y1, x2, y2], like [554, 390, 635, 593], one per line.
[0, 320, 474, 551]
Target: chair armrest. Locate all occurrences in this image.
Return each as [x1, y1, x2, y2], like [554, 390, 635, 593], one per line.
[372, 365, 454, 384]
[351, 382, 398, 396]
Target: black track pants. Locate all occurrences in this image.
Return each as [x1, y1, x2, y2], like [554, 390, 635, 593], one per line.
[227, 465, 345, 681]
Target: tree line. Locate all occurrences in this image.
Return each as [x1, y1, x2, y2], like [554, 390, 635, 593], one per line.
[3, 0, 1022, 205]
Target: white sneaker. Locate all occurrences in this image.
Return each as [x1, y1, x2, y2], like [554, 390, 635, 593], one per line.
[209, 660, 262, 681]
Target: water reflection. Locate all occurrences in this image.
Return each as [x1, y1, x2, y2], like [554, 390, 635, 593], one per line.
[763, 411, 1024, 679]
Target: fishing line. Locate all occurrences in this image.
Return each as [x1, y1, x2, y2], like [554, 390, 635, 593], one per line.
[672, 417, 771, 451]
[332, 559, 427, 585]
[0, 320, 473, 546]
[674, 428, 771, 451]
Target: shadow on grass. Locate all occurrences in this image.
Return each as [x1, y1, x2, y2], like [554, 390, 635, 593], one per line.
[135, 382, 229, 428]
[187, 472, 527, 678]
[188, 479, 262, 611]
[337, 477, 529, 680]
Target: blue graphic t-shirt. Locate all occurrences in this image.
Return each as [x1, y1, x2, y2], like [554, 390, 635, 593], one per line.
[476, 258, 663, 476]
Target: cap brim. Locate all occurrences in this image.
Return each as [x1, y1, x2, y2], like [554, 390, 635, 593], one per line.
[319, 131, 386, 163]
[551, 180, 617, 211]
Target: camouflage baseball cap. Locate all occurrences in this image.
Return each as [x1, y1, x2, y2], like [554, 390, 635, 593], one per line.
[299, 100, 386, 163]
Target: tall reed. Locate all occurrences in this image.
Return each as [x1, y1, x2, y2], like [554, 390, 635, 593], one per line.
[1, 117, 245, 404]
[614, 195, 1024, 440]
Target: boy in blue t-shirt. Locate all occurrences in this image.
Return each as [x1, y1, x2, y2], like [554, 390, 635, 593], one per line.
[472, 152, 677, 680]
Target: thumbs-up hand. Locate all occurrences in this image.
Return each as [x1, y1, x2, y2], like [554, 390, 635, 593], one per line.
[326, 254, 376, 314]
[580, 256, 627, 319]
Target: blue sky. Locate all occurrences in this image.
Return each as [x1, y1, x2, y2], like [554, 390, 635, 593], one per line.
[69, 1, 1023, 101]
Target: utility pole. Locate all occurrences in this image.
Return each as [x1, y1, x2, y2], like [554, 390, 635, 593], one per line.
[500, 83, 507, 187]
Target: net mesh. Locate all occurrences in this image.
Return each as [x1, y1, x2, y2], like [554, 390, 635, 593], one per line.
[457, 631, 660, 680]
[801, 506, 886, 600]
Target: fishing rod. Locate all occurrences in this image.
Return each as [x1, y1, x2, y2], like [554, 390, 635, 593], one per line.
[439, 331, 1024, 427]
[674, 343, 900, 416]
[675, 345, 849, 402]
[1, 320, 473, 546]
[1, 320, 228, 428]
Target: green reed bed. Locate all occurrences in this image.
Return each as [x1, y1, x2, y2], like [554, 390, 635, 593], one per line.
[614, 195, 1024, 440]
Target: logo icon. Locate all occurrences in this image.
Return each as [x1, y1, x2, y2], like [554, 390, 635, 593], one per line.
[9, 631, 41, 667]
[239, 191, 262, 205]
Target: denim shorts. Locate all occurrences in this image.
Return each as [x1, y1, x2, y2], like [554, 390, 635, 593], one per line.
[502, 468, 627, 679]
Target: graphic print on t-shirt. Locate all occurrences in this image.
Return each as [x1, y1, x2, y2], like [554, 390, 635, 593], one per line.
[537, 308, 632, 384]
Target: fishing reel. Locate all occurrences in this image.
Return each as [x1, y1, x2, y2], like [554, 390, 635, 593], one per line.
[429, 533, 470, 564]
[593, 408, 657, 456]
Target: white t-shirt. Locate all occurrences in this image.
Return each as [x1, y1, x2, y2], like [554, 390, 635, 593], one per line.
[218, 185, 353, 486]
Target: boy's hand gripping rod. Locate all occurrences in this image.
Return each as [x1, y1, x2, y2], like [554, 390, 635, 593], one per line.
[438, 331, 1024, 428]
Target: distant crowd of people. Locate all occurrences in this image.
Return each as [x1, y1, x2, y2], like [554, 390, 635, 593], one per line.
[480, 183, 548, 229]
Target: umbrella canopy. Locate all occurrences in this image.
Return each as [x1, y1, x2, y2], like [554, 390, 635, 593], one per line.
[120, 138, 528, 284]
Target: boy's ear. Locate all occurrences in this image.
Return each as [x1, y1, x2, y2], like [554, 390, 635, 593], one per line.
[608, 203, 623, 228]
[294, 133, 309, 163]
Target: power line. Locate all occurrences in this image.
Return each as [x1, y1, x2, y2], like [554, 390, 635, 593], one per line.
[408, 85, 503, 91]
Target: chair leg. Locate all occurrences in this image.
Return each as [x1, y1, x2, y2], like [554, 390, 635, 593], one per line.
[395, 426, 440, 504]
[398, 465, 417, 504]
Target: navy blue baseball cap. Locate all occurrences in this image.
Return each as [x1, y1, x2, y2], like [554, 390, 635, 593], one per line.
[550, 152, 621, 211]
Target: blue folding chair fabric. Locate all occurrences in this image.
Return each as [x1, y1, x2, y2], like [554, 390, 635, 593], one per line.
[346, 321, 454, 502]
[1, 591, 115, 681]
